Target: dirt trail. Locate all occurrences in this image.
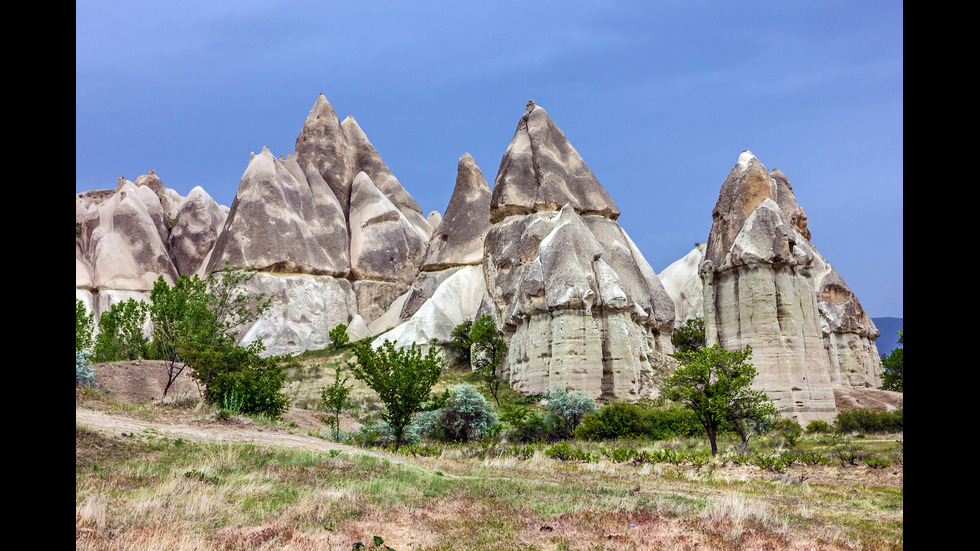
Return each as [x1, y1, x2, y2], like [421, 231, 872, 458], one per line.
[74, 407, 411, 466]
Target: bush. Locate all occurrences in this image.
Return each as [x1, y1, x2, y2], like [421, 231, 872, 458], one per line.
[194, 340, 290, 419]
[545, 386, 598, 440]
[354, 419, 421, 448]
[504, 408, 560, 444]
[76, 349, 97, 388]
[419, 384, 499, 443]
[447, 320, 474, 367]
[805, 419, 833, 434]
[575, 401, 648, 441]
[774, 418, 804, 447]
[835, 409, 903, 434]
[642, 405, 707, 440]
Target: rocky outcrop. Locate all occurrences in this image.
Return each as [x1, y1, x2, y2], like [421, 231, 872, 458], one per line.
[659, 244, 706, 328]
[373, 153, 494, 349]
[76, 173, 229, 323]
[484, 101, 676, 401]
[699, 151, 882, 423]
[198, 95, 436, 354]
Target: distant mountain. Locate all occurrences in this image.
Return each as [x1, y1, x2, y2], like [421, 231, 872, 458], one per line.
[873, 317, 903, 356]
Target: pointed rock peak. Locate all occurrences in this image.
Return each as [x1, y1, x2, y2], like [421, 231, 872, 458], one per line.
[490, 101, 619, 224]
[769, 168, 811, 242]
[306, 94, 342, 125]
[421, 154, 491, 270]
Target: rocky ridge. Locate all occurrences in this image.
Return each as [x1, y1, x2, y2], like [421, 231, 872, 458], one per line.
[76, 96, 886, 413]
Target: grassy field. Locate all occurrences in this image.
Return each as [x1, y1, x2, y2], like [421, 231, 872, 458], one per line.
[76, 349, 903, 550]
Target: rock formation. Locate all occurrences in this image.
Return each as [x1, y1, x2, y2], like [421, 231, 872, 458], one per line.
[698, 151, 881, 423]
[76, 173, 228, 323]
[483, 101, 676, 401]
[371, 153, 495, 350]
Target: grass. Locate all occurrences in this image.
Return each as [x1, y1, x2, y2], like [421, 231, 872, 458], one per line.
[76, 351, 903, 550]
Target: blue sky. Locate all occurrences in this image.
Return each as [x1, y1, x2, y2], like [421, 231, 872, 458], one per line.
[76, 1, 903, 319]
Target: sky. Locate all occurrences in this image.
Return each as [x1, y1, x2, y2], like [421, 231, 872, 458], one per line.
[76, 1, 903, 320]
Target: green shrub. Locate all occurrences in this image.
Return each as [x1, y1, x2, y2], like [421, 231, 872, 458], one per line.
[354, 419, 421, 448]
[93, 298, 150, 362]
[835, 409, 903, 434]
[76, 299, 95, 353]
[544, 440, 593, 462]
[328, 323, 350, 350]
[642, 406, 707, 440]
[774, 418, 804, 447]
[575, 401, 647, 441]
[505, 408, 560, 444]
[196, 341, 290, 419]
[418, 384, 499, 443]
[545, 386, 598, 439]
[447, 319, 474, 367]
[76, 349, 97, 388]
[805, 419, 833, 434]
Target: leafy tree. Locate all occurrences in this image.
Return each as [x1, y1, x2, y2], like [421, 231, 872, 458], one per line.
[76, 299, 95, 353]
[348, 340, 445, 450]
[329, 323, 350, 350]
[664, 344, 777, 455]
[447, 319, 474, 367]
[671, 318, 706, 354]
[147, 264, 287, 418]
[320, 365, 353, 441]
[76, 349, 97, 388]
[468, 314, 507, 405]
[880, 330, 903, 392]
[149, 274, 207, 397]
[93, 298, 150, 362]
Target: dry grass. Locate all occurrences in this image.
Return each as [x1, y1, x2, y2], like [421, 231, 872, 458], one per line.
[76, 356, 902, 550]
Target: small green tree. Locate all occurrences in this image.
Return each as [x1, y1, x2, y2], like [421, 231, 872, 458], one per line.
[664, 344, 776, 455]
[320, 365, 353, 441]
[76, 299, 95, 353]
[447, 319, 474, 367]
[468, 314, 507, 406]
[671, 318, 706, 354]
[880, 330, 903, 392]
[348, 340, 445, 451]
[93, 298, 150, 362]
[149, 274, 208, 397]
[329, 323, 350, 350]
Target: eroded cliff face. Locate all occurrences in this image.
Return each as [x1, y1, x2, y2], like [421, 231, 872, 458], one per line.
[75, 172, 229, 324]
[698, 151, 880, 423]
[483, 101, 676, 401]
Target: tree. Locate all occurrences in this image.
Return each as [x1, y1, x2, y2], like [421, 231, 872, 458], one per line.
[447, 319, 474, 367]
[146, 264, 287, 418]
[348, 340, 445, 450]
[329, 323, 350, 350]
[93, 298, 150, 362]
[546, 385, 598, 440]
[664, 344, 777, 455]
[671, 318, 706, 354]
[880, 330, 903, 392]
[76, 299, 95, 353]
[149, 274, 207, 397]
[320, 365, 353, 441]
[468, 314, 507, 406]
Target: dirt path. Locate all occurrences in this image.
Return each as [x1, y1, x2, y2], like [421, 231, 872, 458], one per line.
[74, 407, 410, 466]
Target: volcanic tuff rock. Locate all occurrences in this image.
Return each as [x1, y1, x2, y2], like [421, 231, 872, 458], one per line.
[699, 151, 881, 423]
[397, 153, 493, 322]
[76, 173, 229, 323]
[483, 101, 676, 401]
